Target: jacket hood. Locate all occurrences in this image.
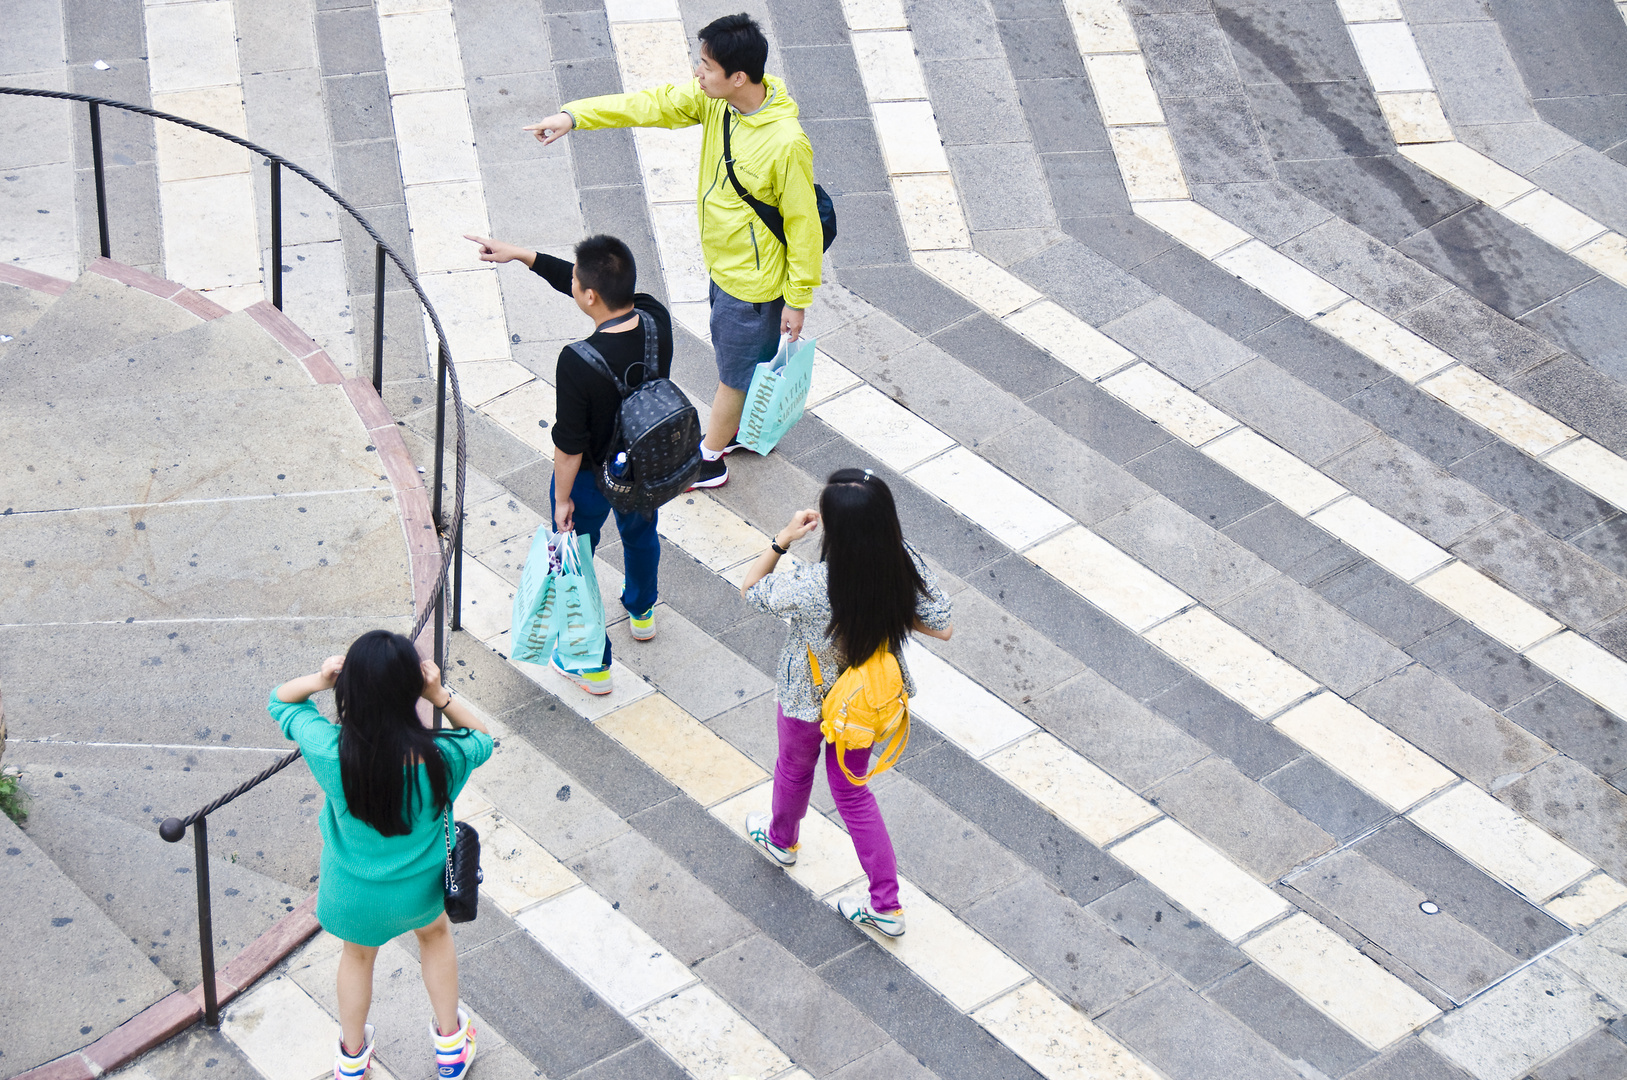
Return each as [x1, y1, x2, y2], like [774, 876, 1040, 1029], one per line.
[732, 74, 799, 126]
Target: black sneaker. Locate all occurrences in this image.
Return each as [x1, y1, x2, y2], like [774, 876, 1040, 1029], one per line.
[687, 457, 728, 490]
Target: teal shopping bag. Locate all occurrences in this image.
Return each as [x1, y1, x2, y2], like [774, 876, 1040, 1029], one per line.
[549, 531, 607, 670]
[736, 334, 816, 455]
[510, 527, 563, 664]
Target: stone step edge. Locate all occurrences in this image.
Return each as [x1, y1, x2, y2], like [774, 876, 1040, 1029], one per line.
[12, 895, 320, 1080]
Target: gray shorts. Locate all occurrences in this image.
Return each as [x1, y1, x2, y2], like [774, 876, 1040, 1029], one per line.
[709, 279, 785, 391]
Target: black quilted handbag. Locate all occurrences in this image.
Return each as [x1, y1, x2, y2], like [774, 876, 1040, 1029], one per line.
[443, 811, 482, 923]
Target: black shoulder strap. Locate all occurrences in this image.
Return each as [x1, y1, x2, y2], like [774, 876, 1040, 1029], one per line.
[566, 338, 628, 397]
[568, 310, 659, 396]
[722, 109, 788, 248]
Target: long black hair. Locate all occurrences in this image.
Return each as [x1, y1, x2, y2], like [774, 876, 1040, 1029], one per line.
[820, 468, 928, 666]
[335, 630, 454, 837]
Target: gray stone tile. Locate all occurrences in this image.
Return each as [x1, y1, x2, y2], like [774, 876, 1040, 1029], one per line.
[1129, 244, 1294, 340]
[555, 54, 622, 102]
[1280, 217, 1451, 319]
[468, 75, 562, 168]
[1249, 79, 1392, 161]
[1277, 154, 1475, 246]
[1288, 849, 1520, 1001]
[1523, 276, 1627, 382]
[766, 0, 847, 46]
[1147, 676, 1303, 779]
[1354, 818, 1571, 961]
[1536, 96, 1627, 157]
[570, 127, 643, 191]
[905, 0, 1004, 60]
[567, 1039, 688, 1080]
[1125, 441, 1273, 530]
[1399, 207, 1600, 322]
[63, 0, 145, 62]
[1314, 559, 1457, 649]
[1015, 77, 1111, 154]
[1413, 21, 1538, 129]
[1136, 12, 1246, 98]
[1461, 120, 1580, 175]
[1222, 574, 1411, 696]
[1485, 0, 1627, 100]
[1261, 754, 1392, 842]
[1400, 0, 1491, 23]
[823, 192, 911, 268]
[697, 934, 889, 1076]
[1531, 1028, 1627, 1080]
[456, 0, 552, 78]
[1025, 666, 1210, 791]
[1453, 512, 1627, 632]
[447, 630, 547, 716]
[1039, 150, 1131, 217]
[1027, 379, 1173, 466]
[1246, 315, 1392, 402]
[1515, 353, 1627, 459]
[1098, 977, 1305, 1080]
[1102, 296, 1257, 388]
[331, 137, 404, 209]
[546, 9, 612, 61]
[1164, 96, 1276, 184]
[323, 71, 395, 143]
[919, 588, 1083, 702]
[1507, 682, 1627, 777]
[902, 742, 1137, 903]
[827, 1044, 940, 1080]
[1401, 288, 1563, 383]
[996, 16, 1086, 79]
[965, 872, 1166, 1012]
[1204, 358, 1376, 465]
[1192, 179, 1334, 246]
[706, 452, 825, 540]
[617, 618, 774, 721]
[1061, 213, 1177, 269]
[315, 5, 386, 75]
[1095, 495, 1280, 608]
[1346, 1039, 1474, 1080]
[1215, 0, 1366, 86]
[834, 264, 976, 336]
[1088, 880, 1249, 987]
[981, 417, 1155, 526]
[1451, 442, 1617, 541]
[925, 313, 1075, 401]
[1500, 756, 1627, 882]
[805, 117, 888, 195]
[1206, 963, 1378, 1078]
[972, 226, 1069, 267]
[778, 45, 869, 121]
[1344, 376, 1494, 467]
[818, 309, 918, 374]
[950, 143, 1057, 230]
[1532, 145, 1627, 237]
[1011, 238, 1159, 325]
[704, 692, 780, 775]
[1357, 662, 1554, 784]
[872, 772, 1027, 908]
[1152, 756, 1335, 878]
[1322, 434, 1504, 546]
[922, 58, 1027, 147]
[117, 1025, 264, 1080]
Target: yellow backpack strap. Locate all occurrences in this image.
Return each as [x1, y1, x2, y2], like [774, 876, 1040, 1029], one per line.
[807, 645, 824, 691]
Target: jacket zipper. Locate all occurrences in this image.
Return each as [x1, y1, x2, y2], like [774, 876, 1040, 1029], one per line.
[749, 221, 760, 269]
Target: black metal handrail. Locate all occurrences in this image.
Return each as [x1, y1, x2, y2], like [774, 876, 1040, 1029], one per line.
[0, 86, 472, 1028]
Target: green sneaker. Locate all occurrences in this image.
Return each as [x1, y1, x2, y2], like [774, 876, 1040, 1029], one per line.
[629, 607, 656, 641]
[550, 656, 613, 695]
[838, 896, 905, 938]
[746, 811, 797, 866]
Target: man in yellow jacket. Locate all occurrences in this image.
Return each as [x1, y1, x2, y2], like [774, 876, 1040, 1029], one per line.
[527, 14, 821, 490]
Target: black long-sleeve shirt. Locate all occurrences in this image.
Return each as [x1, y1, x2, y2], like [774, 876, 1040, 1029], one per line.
[530, 254, 674, 466]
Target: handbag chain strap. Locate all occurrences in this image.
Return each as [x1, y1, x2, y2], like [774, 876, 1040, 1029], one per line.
[443, 806, 456, 890]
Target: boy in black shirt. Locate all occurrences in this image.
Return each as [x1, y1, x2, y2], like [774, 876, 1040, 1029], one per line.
[467, 233, 671, 695]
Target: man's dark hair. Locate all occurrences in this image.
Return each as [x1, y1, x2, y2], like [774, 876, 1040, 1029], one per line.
[574, 234, 636, 309]
[698, 13, 767, 84]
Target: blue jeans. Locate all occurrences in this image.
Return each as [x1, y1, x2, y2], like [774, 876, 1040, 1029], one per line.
[549, 470, 660, 671]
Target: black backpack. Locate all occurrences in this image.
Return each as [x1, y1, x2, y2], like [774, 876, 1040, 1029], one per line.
[568, 310, 701, 517]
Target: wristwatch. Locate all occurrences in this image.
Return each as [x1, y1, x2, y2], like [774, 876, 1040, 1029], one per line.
[770, 539, 789, 555]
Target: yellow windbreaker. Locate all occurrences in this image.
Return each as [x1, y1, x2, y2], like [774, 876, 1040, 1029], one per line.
[563, 75, 822, 310]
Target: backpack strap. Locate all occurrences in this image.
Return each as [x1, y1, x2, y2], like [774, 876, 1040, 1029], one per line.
[806, 645, 825, 694]
[566, 338, 628, 397]
[569, 311, 659, 395]
[722, 108, 789, 249]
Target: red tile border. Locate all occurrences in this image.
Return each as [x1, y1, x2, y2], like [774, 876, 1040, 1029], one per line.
[216, 894, 319, 994]
[411, 550, 447, 618]
[170, 287, 230, 321]
[79, 992, 203, 1074]
[399, 486, 442, 558]
[374, 425, 426, 495]
[303, 349, 344, 385]
[343, 376, 395, 432]
[243, 299, 320, 361]
[11, 1053, 96, 1080]
[86, 257, 183, 300]
[0, 263, 73, 296]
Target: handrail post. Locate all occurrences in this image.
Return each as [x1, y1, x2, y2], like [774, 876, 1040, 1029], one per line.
[193, 817, 220, 1028]
[88, 101, 110, 259]
[451, 515, 463, 632]
[373, 244, 386, 396]
[433, 342, 447, 527]
[270, 161, 283, 311]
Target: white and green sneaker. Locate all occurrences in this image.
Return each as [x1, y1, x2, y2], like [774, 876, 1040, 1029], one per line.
[551, 654, 613, 695]
[838, 896, 905, 938]
[746, 811, 798, 866]
[629, 607, 656, 641]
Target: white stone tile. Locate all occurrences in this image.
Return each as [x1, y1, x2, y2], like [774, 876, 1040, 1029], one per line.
[610, 20, 692, 89]
[1244, 913, 1439, 1049]
[710, 782, 866, 897]
[631, 983, 793, 1080]
[1336, 0, 1404, 20]
[841, 0, 908, 30]
[379, 9, 463, 94]
[903, 639, 1038, 758]
[421, 268, 511, 361]
[405, 181, 493, 274]
[1313, 299, 1455, 382]
[479, 378, 556, 452]
[1376, 92, 1454, 144]
[1555, 906, 1627, 1005]
[1527, 631, 1627, 721]
[1409, 783, 1595, 904]
[459, 552, 518, 642]
[379, 0, 452, 13]
[604, 0, 681, 22]
[891, 172, 971, 250]
[907, 447, 1074, 551]
[1214, 240, 1349, 319]
[634, 125, 703, 204]
[508, 656, 654, 719]
[454, 359, 534, 410]
[391, 89, 479, 185]
[598, 692, 767, 807]
[1544, 438, 1627, 511]
[161, 173, 262, 291]
[973, 981, 1163, 1080]
[827, 878, 1029, 1011]
[1132, 199, 1250, 258]
[649, 200, 709, 304]
[1418, 365, 1577, 455]
[1573, 232, 1627, 287]
[657, 491, 768, 570]
[669, 299, 712, 341]
[1084, 54, 1164, 126]
[1110, 818, 1291, 941]
[1347, 22, 1433, 92]
[1202, 429, 1347, 515]
[476, 811, 579, 914]
[517, 886, 694, 1013]
[146, 1, 239, 93]
[1310, 496, 1451, 581]
[852, 30, 928, 102]
[220, 976, 336, 1080]
[1003, 300, 1137, 380]
[873, 100, 951, 175]
[1143, 608, 1320, 719]
[1273, 692, 1455, 811]
[985, 732, 1160, 845]
[453, 781, 492, 820]
[806, 350, 861, 407]
[1421, 961, 1614, 1080]
[1401, 142, 1536, 209]
[200, 282, 267, 311]
[1100, 363, 1238, 446]
[1499, 189, 1608, 252]
[151, 87, 251, 182]
[813, 383, 957, 470]
[1026, 525, 1193, 633]
[1414, 561, 1561, 652]
[1545, 872, 1627, 928]
[914, 249, 1043, 318]
[1107, 126, 1189, 201]
[1064, 0, 1141, 53]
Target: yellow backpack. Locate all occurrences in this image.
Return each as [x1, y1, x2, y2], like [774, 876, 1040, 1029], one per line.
[808, 644, 910, 786]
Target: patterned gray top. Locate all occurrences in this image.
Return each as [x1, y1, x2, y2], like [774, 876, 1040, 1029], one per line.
[745, 546, 953, 721]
